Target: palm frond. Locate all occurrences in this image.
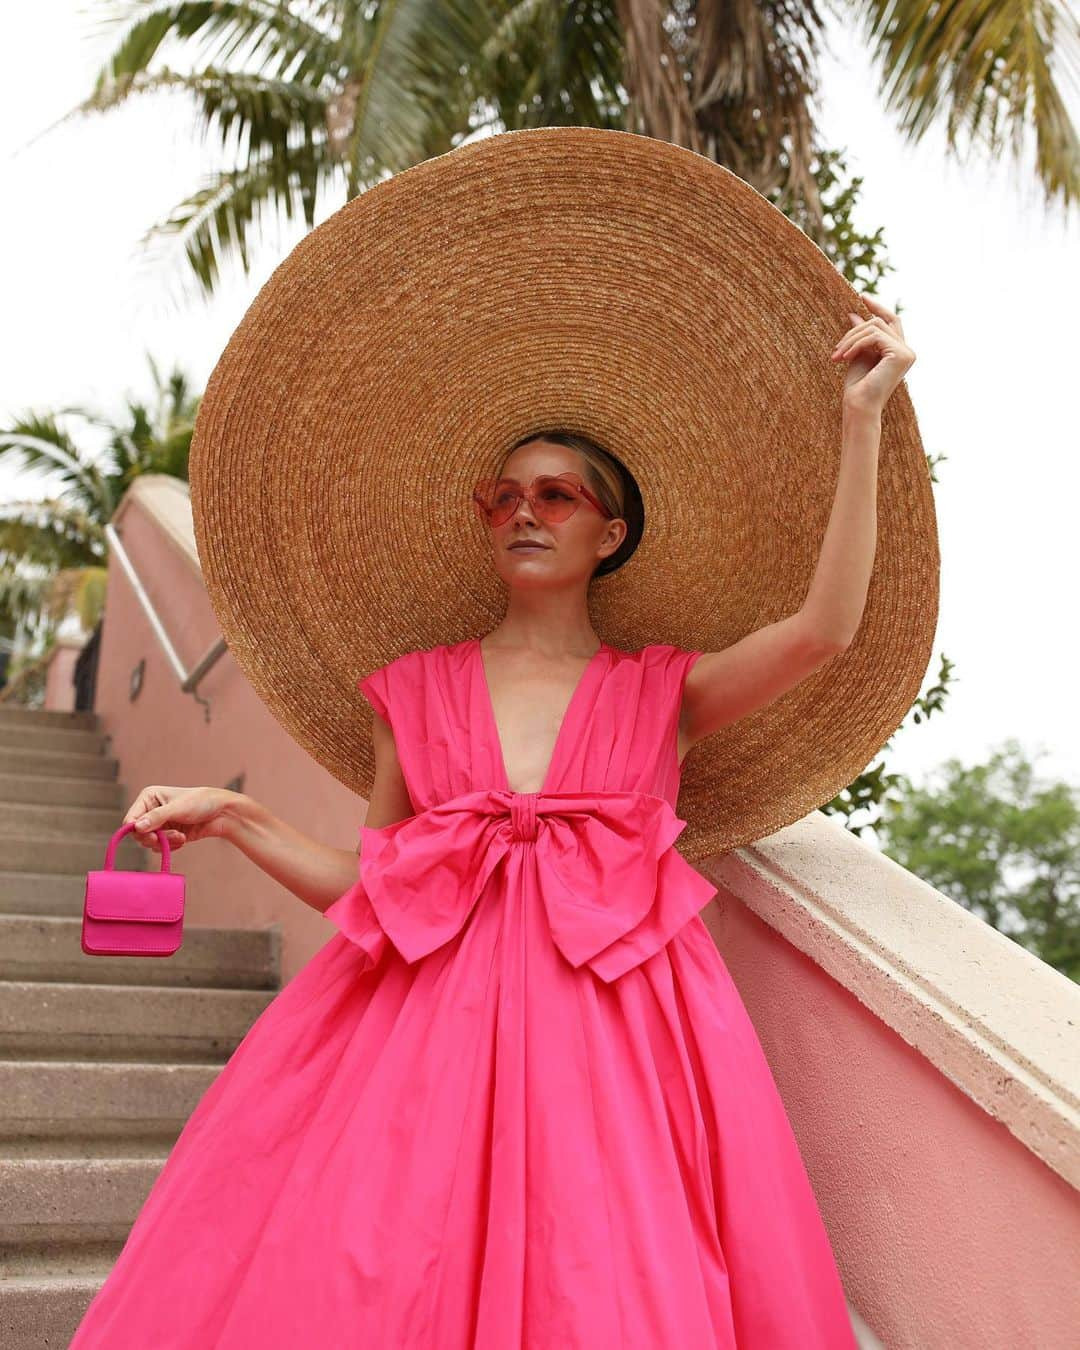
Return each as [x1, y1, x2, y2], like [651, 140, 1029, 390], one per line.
[133, 144, 331, 297]
[341, 0, 500, 192]
[0, 421, 108, 505]
[848, 0, 1080, 210]
[0, 498, 108, 570]
[85, 0, 340, 92]
[16, 0, 337, 154]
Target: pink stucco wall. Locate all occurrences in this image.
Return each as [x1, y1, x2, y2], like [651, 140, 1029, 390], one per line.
[702, 896, 1080, 1350]
[43, 636, 83, 710]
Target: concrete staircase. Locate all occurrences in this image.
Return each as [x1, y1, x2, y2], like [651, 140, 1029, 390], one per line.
[0, 704, 281, 1348]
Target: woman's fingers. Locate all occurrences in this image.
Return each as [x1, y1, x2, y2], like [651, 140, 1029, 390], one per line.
[832, 318, 887, 359]
[852, 293, 905, 337]
[124, 786, 169, 830]
[144, 830, 187, 854]
[121, 786, 230, 850]
[123, 787, 176, 846]
[833, 334, 884, 362]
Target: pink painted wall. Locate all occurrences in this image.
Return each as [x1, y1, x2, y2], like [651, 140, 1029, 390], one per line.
[702, 895, 1080, 1350]
[43, 636, 83, 710]
[89, 486, 363, 984]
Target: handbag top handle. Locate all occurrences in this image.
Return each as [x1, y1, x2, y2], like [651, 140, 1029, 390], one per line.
[105, 820, 174, 873]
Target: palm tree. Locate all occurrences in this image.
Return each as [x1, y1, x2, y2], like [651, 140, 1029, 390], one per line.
[0, 355, 199, 689]
[25, 0, 1077, 299]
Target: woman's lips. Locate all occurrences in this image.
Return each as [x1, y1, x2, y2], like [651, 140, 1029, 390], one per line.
[508, 542, 549, 551]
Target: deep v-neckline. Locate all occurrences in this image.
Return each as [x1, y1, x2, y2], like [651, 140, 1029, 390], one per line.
[472, 636, 611, 795]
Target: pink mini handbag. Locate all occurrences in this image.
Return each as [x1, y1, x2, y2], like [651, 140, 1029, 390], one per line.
[81, 820, 186, 957]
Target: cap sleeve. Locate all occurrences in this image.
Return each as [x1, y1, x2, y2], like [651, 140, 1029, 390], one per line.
[674, 644, 704, 687]
[357, 663, 392, 722]
[662, 644, 704, 719]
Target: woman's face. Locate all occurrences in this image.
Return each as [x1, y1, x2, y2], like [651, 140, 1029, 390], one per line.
[485, 440, 626, 587]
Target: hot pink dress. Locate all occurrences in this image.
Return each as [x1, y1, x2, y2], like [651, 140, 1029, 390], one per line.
[70, 638, 859, 1348]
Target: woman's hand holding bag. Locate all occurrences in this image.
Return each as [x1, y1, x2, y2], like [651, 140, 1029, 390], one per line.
[81, 786, 241, 958]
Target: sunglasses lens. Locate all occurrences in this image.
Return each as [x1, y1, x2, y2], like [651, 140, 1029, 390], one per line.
[472, 475, 583, 526]
[472, 479, 513, 526]
[533, 476, 579, 522]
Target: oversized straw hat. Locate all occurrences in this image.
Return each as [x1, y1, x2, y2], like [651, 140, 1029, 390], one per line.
[188, 125, 938, 862]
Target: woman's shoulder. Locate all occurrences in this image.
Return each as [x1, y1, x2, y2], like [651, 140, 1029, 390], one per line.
[356, 638, 472, 708]
[612, 640, 701, 666]
[356, 644, 424, 720]
[609, 644, 703, 712]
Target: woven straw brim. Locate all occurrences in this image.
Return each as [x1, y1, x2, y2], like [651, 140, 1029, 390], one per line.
[188, 126, 939, 863]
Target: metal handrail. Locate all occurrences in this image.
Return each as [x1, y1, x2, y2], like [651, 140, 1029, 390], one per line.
[104, 521, 228, 718]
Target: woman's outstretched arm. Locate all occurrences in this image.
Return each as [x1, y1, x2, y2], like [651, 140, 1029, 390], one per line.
[221, 798, 360, 915]
[222, 712, 414, 913]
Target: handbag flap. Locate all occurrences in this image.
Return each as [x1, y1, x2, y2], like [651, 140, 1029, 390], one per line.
[85, 870, 185, 922]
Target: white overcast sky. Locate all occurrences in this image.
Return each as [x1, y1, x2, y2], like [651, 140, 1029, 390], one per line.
[2, 2, 1078, 796]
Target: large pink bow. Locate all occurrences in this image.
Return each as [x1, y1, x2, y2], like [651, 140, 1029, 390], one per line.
[323, 788, 718, 983]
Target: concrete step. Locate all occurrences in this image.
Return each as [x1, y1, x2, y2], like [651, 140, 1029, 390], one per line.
[0, 1156, 166, 1246]
[0, 1060, 221, 1144]
[0, 704, 99, 731]
[2, 873, 112, 916]
[5, 1136, 186, 1161]
[0, 801, 139, 841]
[0, 772, 125, 810]
[0, 832, 146, 877]
[0, 1268, 114, 1350]
[0, 701, 290, 1347]
[0, 980, 277, 1061]
[0, 723, 107, 756]
[0, 1160, 154, 1345]
[0, 1241, 121, 1277]
[0, 745, 117, 783]
[0, 915, 280, 989]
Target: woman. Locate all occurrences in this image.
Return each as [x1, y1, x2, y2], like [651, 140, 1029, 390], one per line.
[70, 296, 914, 1347]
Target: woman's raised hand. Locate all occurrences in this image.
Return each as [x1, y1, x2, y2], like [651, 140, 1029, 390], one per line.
[831, 292, 916, 415]
[123, 785, 241, 854]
